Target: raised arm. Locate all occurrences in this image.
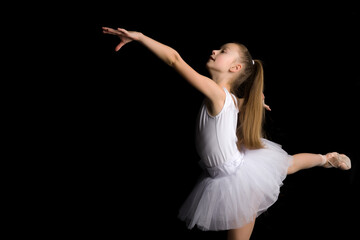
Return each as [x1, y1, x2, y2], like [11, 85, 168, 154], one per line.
[102, 27, 225, 110]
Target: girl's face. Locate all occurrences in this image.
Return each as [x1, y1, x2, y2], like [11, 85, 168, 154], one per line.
[206, 43, 242, 73]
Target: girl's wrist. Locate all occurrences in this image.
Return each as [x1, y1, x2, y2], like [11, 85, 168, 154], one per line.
[136, 32, 145, 42]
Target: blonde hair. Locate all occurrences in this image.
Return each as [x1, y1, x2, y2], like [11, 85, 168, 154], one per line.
[231, 43, 265, 150]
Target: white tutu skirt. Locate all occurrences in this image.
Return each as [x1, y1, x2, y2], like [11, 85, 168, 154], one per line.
[178, 138, 293, 231]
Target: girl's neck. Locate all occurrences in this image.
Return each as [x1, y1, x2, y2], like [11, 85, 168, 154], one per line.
[212, 75, 232, 92]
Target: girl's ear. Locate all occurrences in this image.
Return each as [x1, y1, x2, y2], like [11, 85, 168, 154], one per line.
[229, 64, 242, 73]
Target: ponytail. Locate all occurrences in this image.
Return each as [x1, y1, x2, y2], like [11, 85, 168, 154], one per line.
[236, 59, 265, 150]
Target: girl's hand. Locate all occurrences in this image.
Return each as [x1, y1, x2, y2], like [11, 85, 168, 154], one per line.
[262, 93, 271, 111]
[263, 102, 271, 111]
[102, 27, 142, 51]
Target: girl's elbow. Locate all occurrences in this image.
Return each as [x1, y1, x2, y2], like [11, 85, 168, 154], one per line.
[167, 51, 181, 67]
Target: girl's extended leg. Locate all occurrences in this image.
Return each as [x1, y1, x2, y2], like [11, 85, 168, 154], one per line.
[227, 220, 255, 240]
[287, 152, 351, 174]
[287, 153, 324, 174]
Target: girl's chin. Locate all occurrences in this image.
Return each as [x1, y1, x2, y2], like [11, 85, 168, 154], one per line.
[206, 62, 216, 71]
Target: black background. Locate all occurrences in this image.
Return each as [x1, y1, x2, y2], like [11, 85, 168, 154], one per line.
[59, 2, 359, 239]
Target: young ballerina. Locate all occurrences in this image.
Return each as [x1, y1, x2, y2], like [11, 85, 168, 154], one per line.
[102, 26, 351, 240]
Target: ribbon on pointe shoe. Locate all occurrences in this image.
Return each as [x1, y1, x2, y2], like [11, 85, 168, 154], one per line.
[321, 152, 351, 170]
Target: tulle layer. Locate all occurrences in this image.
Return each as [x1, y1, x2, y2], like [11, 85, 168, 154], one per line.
[178, 139, 293, 231]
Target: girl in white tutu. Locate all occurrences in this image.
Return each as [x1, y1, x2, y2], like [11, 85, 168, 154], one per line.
[102, 27, 351, 240]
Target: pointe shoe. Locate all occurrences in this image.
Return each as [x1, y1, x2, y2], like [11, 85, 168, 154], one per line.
[323, 152, 351, 170]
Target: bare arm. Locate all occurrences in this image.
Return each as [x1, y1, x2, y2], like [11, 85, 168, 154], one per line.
[102, 27, 225, 112]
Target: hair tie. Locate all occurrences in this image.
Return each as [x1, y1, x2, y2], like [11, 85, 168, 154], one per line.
[252, 60, 255, 65]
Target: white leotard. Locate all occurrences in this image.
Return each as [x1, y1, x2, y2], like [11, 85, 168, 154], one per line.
[195, 87, 243, 168]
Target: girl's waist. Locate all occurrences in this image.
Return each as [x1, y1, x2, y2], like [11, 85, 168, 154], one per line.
[198, 151, 244, 178]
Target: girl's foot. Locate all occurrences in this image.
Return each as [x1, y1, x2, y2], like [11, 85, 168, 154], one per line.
[321, 152, 351, 170]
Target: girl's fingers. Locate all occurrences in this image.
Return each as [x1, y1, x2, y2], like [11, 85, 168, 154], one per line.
[102, 27, 130, 51]
[115, 42, 125, 51]
[117, 28, 128, 35]
[102, 27, 113, 33]
[102, 27, 123, 36]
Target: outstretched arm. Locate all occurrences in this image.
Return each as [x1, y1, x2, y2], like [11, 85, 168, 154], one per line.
[102, 27, 179, 65]
[102, 27, 225, 113]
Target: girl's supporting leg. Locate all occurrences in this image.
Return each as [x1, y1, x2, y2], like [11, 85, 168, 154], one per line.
[227, 220, 255, 240]
[287, 152, 351, 175]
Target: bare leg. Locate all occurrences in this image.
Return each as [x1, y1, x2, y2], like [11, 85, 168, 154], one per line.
[287, 152, 351, 175]
[287, 153, 325, 174]
[227, 220, 255, 240]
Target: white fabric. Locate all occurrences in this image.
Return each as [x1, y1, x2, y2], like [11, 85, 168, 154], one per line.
[178, 88, 293, 231]
[195, 88, 241, 168]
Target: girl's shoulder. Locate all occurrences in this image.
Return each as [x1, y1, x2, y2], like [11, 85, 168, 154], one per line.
[224, 88, 239, 109]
